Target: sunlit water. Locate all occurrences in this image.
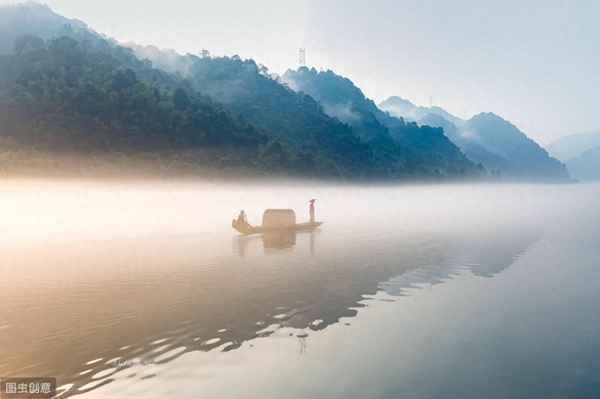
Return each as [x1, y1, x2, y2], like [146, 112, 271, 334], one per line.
[0, 180, 599, 398]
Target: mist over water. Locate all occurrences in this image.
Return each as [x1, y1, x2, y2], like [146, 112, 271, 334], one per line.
[0, 180, 599, 398]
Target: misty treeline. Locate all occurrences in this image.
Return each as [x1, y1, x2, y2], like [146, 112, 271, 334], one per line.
[0, 22, 478, 178]
[0, 33, 268, 169]
[129, 42, 480, 178]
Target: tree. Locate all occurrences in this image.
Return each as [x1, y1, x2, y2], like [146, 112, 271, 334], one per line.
[13, 35, 45, 55]
[173, 88, 190, 110]
[112, 69, 138, 91]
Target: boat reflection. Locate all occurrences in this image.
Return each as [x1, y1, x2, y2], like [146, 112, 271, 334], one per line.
[235, 230, 318, 256]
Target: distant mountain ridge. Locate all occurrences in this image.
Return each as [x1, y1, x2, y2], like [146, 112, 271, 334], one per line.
[380, 96, 569, 181]
[0, 2, 569, 181]
[127, 45, 479, 178]
[566, 146, 600, 181]
[281, 68, 477, 176]
[547, 131, 600, 162]
[380, 96, 463, 126]
[548, 131, 600, 181]
[0, 2, 478, 179]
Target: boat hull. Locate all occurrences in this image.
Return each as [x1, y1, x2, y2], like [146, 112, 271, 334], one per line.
[232, 220, 322, 236]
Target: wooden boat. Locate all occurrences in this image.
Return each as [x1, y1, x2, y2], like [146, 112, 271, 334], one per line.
[232, 209, 322, 236]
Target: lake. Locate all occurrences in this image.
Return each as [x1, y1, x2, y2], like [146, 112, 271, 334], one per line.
[0, 180, 599, 398]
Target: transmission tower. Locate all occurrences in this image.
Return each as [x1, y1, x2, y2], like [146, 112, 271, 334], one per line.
[299, 48, 306, 67]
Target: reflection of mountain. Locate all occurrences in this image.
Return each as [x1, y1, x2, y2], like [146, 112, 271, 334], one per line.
[0, 224, 540, 397]
[380, 228, 540, 296]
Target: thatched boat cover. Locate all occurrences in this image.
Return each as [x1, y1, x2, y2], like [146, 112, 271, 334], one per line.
[262, 209, 296, 228]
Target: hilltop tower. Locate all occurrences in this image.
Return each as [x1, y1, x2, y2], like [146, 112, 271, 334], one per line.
[299, 48, 306, 67]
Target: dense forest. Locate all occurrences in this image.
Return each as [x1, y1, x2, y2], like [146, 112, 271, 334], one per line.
[0, 36, 392, 177]
[0, 3, 575, 181]
[131, 45, 479, 178]
[282, 68, 478, 176]
[0, 35, 262, 148]
[0, 2, 480, 179]
[0, 36, 374, 176]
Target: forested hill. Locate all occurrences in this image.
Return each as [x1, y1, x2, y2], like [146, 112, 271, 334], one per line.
[0, 2, 88, 54]
[0, 2, 480, 179]
[128, 44, 479, 178]
[0, 35, 263, 153]
[282, 68, 478, 176]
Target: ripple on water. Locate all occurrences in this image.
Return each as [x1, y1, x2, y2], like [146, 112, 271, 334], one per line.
[154, 346, 186, 363]
[54, 384, 74, 398]
[78, 378, 114, 392]
[105, 356, 122, 365]
[92, 367, 117, 380]
[202, 338, 221, 346]
[151, 344, 171, 354]
[256, 323, 280, 337]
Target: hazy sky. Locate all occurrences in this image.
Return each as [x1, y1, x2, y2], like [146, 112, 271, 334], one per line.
[4, 0, 600, 143]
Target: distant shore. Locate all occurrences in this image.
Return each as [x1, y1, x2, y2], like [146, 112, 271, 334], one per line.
[0, 148, 578, 184]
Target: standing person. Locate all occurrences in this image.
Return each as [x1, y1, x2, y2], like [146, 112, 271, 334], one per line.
[237, 210, 247, 226]
[309, 199, 316, 223]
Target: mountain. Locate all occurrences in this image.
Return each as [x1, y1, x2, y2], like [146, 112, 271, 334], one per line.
[0, 2, 436, 178]
[417, 113, 509, 175]
[380, 96, 463, 125]
[128, 48, 388, 177]
[547, 131, 600, 162]
[0, 3, 478, 179]
[566, 146, 600, 181]
[547, 131, 600, 181]
[0, 2, 560, 180]
[128, 45, 479, 178]
[0, 34, 264, 151]
[0, 2, 90, 54]
[281, 68, 478, 176]
[0, 5, 280, 175]
[465, 113, 569, 180]
[380, 96, 570, 181]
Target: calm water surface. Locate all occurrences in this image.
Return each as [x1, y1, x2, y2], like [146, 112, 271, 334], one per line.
[0, 180, 599, 398]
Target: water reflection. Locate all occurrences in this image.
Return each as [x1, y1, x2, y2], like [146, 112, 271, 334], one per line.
[2, 180, 571, 398]
[0, 223, 541, 398]
[235, 230, 318, 255]
[380, 228, 541, 297]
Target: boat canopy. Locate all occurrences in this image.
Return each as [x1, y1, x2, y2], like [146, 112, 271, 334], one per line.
[262, 209, 296, 228]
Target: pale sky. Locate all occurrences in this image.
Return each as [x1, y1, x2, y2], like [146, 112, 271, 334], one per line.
[4, 0, 600, 143]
